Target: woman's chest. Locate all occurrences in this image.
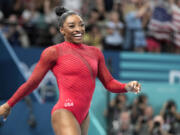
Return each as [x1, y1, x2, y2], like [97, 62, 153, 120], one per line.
[53, 49, 98, 78]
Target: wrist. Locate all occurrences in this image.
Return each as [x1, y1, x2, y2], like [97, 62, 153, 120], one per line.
[4, 102, 11, 110]
[121, 83, 128, 93]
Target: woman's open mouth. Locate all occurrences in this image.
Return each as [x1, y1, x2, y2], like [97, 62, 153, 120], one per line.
[73, 33, 83, 40]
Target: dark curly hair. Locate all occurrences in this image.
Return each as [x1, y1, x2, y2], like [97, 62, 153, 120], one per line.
[55, 6, 78, 28]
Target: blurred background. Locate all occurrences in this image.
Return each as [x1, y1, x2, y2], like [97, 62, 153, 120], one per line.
[0, 0, 180, 135]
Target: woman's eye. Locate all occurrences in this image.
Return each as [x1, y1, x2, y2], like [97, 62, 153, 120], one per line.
[69, 25, 74, 28]
[80, 24, 85, 27]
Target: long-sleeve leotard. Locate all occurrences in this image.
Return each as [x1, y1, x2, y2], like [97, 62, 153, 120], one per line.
[7, 41, 127, 124]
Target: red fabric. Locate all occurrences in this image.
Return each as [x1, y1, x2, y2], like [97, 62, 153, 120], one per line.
[147, 38, 160, 52]
[7, 41, 127, 124]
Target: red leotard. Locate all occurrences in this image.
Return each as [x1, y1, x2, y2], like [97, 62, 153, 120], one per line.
[7, 41, 127, 124]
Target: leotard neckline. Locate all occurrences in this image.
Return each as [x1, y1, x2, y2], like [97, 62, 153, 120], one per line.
[64, 41, 83, 49]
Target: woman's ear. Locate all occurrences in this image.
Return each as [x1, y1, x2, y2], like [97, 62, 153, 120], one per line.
[60, 27, 65, 36]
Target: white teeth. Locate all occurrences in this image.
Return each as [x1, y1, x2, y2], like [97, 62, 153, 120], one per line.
[74, 33, 82, 37]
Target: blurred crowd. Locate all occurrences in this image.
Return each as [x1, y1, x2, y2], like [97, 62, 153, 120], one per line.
[1, 0, 180, 53]
[105, 94, 180, 135]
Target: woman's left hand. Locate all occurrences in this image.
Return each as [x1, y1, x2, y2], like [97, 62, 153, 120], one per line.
[125, 81, 141, 94]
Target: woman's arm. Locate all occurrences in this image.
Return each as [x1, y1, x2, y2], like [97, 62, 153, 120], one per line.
[96, 48, 126, 93]
[96, 48, 141, 93]
[7, 46, 58, 107]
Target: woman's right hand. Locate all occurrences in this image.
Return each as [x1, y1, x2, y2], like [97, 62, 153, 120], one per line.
[125, 81, 141, 94]
[0, 103, 11, 121]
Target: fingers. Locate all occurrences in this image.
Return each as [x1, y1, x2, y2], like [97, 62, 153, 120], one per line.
[0, 106, 4, 116]
[3, 111, 10, 121]
[134, 81, 141, 94]
[0, 108, 6, 122]
[133, 81, 141, 94]
[0, 104, 11, 121]
[126, 81, 141, 94]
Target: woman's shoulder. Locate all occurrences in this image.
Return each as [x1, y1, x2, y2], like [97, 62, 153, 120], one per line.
[45, 42, 65, 54]
[41, 44, 60, 61]
[53, 42, 65, 48]
[43, 45, 58, 54]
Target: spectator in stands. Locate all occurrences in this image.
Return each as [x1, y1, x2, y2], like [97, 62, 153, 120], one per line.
[60, 0, 83, 14]
[48, 24, 64, 44]
[134, 94, 148, 115]
[107, 94, 180, 135]
[144, 106, 154, 122]
[83, 24, 103, 50]
[160, 100, 180, 135]
[171, 0, 180, 53]
[105, 94, 129, 135]
[134, 106, 154, 135]
[106, 94, 128, 122]
[111, 111, 134, 135]
[85, 8, 104, 27]
[0, 0, 13, 18]
[104, 0, 114, 12]
[43, 0, 57, 25]
[21, 1, 40, 27]
[147, 0, 173, 53]
[129, 94, 148, 125]
[21, 1, 41, 45]
[122, 0, 149, 52]
[11, 0, 25, 18]
[0, 10, 4, 21]
[103, 11, 124, 51]
[95, 0, 106, 17]
[146, 38, 161, 53]
[150, 115, 171, 135]
[22, 0, 57, 47]
[112, 0, 125, 23]
[1, 14, 30, 47]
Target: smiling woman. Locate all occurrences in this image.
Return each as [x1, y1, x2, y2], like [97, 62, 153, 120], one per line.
[0, 6, 141, 135]
[60, 14, 85, 44]
[56, 7, 85, 44]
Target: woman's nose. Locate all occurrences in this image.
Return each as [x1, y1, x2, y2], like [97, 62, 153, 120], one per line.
[75, 26, 81, 32]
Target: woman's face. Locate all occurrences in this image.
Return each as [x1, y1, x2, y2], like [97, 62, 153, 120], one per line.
[60, 14, 85, 44]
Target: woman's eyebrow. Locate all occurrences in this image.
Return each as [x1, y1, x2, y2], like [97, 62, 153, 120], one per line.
[79, 21, 84, 24]
[67, 22, 74, 25]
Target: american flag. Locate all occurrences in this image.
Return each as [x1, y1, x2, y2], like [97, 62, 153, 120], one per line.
[171, 4, 180, 47]
[148, 6, 172, 41]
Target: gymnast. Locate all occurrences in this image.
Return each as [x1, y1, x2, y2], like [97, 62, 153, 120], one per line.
[0, 6, 141, 135]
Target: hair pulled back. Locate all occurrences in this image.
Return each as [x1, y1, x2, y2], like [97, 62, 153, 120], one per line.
[55, 6, 77, 27]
